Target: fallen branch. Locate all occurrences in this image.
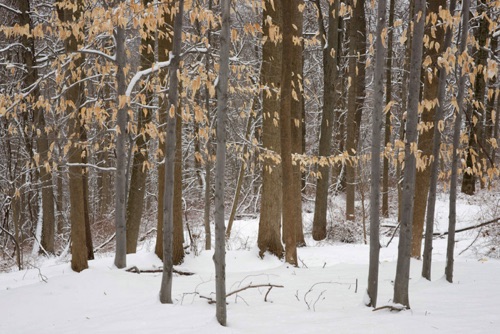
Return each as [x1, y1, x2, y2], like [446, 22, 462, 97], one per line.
[125, 265, 194, 276]
[200, 283, 284, 304]
[433, 217, 500, 236]
[138, 228, 157, 242]
[373, 304, 407, 312]
[94, 233, 115, 253]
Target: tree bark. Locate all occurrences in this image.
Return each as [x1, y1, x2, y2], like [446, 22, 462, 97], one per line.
[56, 0, 88, 272]
[312, 0, 339, 240]
[173, 84, 184, 265]
[411, 0, 446, 259]
[214, 0, 230, 325]
[447, 0, 470, 283]
[155, 1, 175, 260]
[422, 0, 457, 280]
[160, 0, 184, 304]
[366, 0, 386, 308]
[382, 0, 395, 218]
[393, 0, 426, 308]
[126, 0, 155, 254]
[258, 0, 284, 258]
[281, 0, 298, 266]
[346, 0, 366, 222]
[291, 0, 305, 246]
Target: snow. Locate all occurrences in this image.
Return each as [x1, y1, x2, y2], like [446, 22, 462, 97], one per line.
[1, 193, 499, 333]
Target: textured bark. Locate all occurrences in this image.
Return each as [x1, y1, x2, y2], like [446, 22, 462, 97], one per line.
[155, 2, 174, 260]
[126, 0, 154, 254]
[462, 0, 488, 194]
[447, 0, 470, 283]
[366, 0, 386, 308]
[382, 0, 395, 218]
[160, 0, 183, 304]
[345, 0, 366, 222]
[19, 0, 56, 255]
[281, 0, 298, 266]
[114, 20, 127, 269]
[56, 1, 88, 272]
[411, 0, 446, 259]
[214, 0, 230, 325]
[173, 90, 184, 265]
[422, 0, 457, 280]
[312, 0, 339, 240]
[291, 0, 305, 246]
[394, 0, 426, 308]
[258, 0, 284, 258]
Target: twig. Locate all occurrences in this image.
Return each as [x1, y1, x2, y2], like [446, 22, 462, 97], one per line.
[200, 283, 284, 304]
[138, 228, 157, 242]
[385, 223, 400, 247]
[459, 227, 483, 256]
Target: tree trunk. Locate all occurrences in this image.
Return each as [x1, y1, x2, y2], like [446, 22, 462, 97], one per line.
[291, 0, 305, 247]
[19, 0, 56, 255]
[160, 0, 184, 304]
[127, 0, 154, 254]
[155, 1, 175, 260]
[422, 0, 457, 280]
[393, 0, 426, 308]
[462, 0, 488, 194]
[346, 0, 366, 222]
[411, 0, 446, 259]
[173, 84, 184, 265]
[366, 0, 386, 308]
[114, 17, 128, 269]
[447, 0, 470, 283]
[258, 0, 284, 258]
[312, 0, 339, 240]
[382, 0, 395, 218]
[281, 0, 299, 266]
[214, 0, 230, 325]
[56, 1, 88, 272]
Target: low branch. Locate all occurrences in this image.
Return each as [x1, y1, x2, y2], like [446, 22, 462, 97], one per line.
[200, 283, 284, 304]
[94, 233, 115, 253]
[373, 304, 407, 312]
[433, 217, 500, 236]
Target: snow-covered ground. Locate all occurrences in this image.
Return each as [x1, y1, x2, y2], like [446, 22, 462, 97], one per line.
[1, 192, 499, 333]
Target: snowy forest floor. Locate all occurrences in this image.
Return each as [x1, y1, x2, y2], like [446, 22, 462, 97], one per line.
[1, 191, 499, 333]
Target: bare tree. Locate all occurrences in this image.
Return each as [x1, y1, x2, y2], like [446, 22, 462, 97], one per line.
[447, 0, 470, 283]
[213, 0, 230, 325]
[366, 0, 387, 308]
[160, 0, 184, 304]
[393, 0, 426, 308]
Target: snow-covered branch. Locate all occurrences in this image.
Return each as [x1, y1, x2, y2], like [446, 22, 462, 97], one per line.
[125, 57, 172, 97]
[66, 163, 116, 172]
[76, 48, 116, 62]
[0, 3, 22, 15]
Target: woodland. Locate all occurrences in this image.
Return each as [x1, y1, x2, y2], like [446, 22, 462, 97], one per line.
[0, 0, 499, 330]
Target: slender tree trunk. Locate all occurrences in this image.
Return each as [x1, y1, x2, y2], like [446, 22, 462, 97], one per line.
[127, 0, 154, 253]
[173, 84, 184, 265]
[346, 0, 366, 222]
[214, 0, 230, 325]
[411, 0, 446, 259]
[382, 0, 395, 218]
[462, 0, 488, 194]
[366, 0, 386, 308]
[291, 0, 305, 246]
[155, 1, 175, 260]
[114, 16, 128, 269]
[447, 0, 470, 283]
[422, 0, 457, 280]
[258, 0, 284, 258]
[393, 0, 426, 308]
[160, 0, 184, 304]
[56, 1, 88, 272]
[312, 0, 339, 240]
